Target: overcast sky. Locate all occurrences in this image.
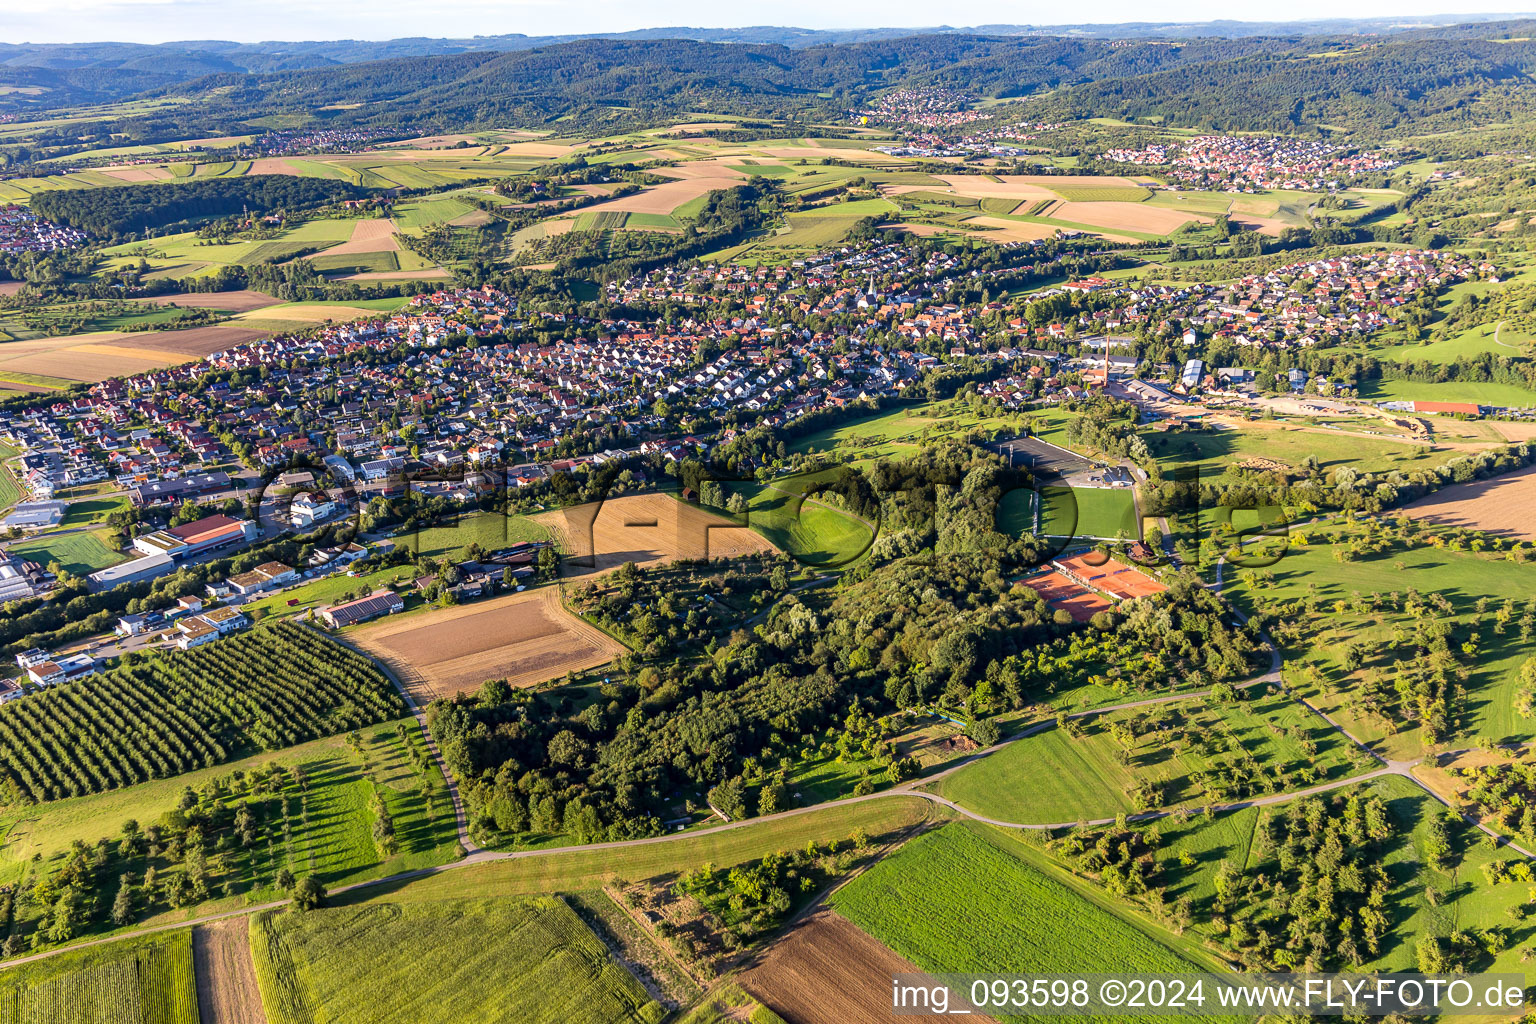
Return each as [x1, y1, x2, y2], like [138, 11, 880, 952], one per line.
[3, 0, 1533, 45]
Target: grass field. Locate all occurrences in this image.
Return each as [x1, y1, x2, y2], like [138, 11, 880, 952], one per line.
[1141, 422, 1457, 480]
[0, 721, 459, 891]
[251, 897, 661, 1024]
[0, 929, 198, 1024]
[8, 528, 126, 573]
[1224, 522, 1536, 757]
[1048, 185, 1153, 203]
[0, 443, 21, 510]
[398, 510, 551, 560]
[725, 479, 873, 569]
[1040, 485, 1139, 540]
[934, 692, 1366, 824]
[60, 496, 129, 527]
[1358, 377, 1536, 407]
[348, 796, 938, 905]
[832, 822, 1219, 1004]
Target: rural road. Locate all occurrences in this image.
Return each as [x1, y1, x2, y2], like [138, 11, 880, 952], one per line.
[3, 550, 1529, 972]
[311, 625, 480, 855]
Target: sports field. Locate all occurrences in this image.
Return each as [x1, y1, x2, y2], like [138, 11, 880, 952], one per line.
[8, 527, 126, 572]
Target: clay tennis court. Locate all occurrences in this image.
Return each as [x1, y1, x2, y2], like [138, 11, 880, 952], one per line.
[742, 910, 995, 1024]
[353, 587, 626, 702]
[534, 492, 778, 575]
[1020, 570, 1111, 623]
[1054, 554, 1166, 600]
[1400, 463, 1536, 540]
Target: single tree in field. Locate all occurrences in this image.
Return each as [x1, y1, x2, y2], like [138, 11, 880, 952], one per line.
[292, 876, 326, 912]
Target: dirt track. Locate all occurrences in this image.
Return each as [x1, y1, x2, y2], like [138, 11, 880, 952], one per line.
[741, 909, 991, 1024]
[193, 918, 267, 1024]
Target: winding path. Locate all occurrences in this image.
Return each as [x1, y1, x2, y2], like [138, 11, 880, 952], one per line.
[3, 554, 1531, 972]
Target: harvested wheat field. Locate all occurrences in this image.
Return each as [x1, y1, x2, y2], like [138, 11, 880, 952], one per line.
[338, 268, 454, 281]
[1400, 464, 1536, 541]
[534, 492, 778, 575]
[130, 289, 281, 312]
[233, 303, 388, 324]
[101, 166, 173, 182]
[1046, 200, 1207, 235]
[741, 910, 989, 1024]
[355, 587, 626, 702]
[931, 174, 1056, 202]
[0, 281, 25, 297]
[193, 918, 268, 1024]
[309, 218, 399, 256]
[0, 326, 270, 381]
[582, 176, 743, 216]
[961, 216, 1063, 242]
[655, 161, 749, 181]
[1228, 213, 1288, 236]
[247, 158, 302, 176]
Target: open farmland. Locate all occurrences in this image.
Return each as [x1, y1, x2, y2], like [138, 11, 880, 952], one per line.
[0, 929, 199, 1024]
[1398, 463, 1536, 540]
[192, 919, 268, 1024]
[0, 326, 272, 382]
[351, 586, 627, 702]
[831, 823, 1219, 1003]
[741, 909, 987, 1024]
[249, 897, 661, 1024]
[576, 174, 744, 216]
[1041, 199, 1208, 234]
[534, 492, 778, 574]
[934, 692, 1365, 824]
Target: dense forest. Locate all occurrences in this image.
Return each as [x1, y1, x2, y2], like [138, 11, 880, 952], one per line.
[30, 176, 371, 241]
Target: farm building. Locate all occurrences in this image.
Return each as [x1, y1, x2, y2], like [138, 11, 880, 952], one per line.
[1409, 400, 1482, 417]
[320, 590, 405, 628]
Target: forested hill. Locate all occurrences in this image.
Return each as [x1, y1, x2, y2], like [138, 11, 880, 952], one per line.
[1018, 31, 1536, 136]
[135, 35, 1290, 131]
[6, 21, 1536, 139]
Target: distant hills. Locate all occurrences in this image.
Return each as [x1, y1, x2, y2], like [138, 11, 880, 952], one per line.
[1, 16, 1534, 141]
